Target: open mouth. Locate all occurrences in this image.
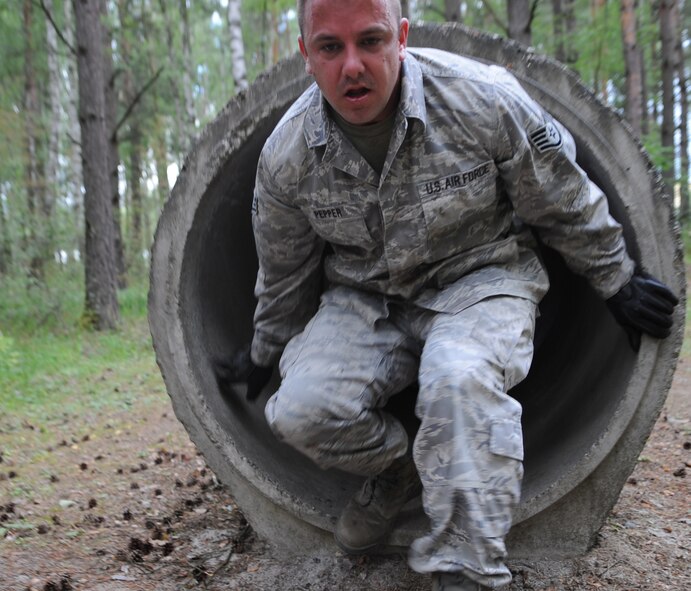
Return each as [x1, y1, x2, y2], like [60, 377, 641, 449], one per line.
[345, 87, 370, 99]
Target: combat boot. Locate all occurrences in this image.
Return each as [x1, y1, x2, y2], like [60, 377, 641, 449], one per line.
[431, 572, 491, 591]
[334, 456, 421, 554]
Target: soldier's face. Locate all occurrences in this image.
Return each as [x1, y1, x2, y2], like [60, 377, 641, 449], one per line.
[299, 0, 409, 126]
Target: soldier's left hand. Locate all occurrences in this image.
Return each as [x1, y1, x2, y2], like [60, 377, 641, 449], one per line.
[213, 346, 273, 401]
[606, 272, 679, 352]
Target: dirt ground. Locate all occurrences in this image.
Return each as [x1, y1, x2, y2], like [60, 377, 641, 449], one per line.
[1, 332, 689, 591]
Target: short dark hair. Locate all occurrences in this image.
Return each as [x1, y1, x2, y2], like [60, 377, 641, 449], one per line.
[297, 0, 402, 38]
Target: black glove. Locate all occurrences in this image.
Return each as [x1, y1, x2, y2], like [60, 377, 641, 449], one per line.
[606, 272, 678, 352]
[213, 346, 273, 401]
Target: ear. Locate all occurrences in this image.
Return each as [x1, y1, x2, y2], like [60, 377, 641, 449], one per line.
[298, 36, 313, 75]
[398, 18, 409, 61]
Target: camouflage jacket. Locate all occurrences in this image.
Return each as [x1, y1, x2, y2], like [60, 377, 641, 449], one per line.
[251, 48, 634, 366]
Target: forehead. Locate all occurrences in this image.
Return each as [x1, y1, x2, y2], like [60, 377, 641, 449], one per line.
[303, 0, 397, 37]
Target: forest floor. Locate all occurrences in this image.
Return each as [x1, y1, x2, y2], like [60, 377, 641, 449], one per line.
[1, 282, 689, 591]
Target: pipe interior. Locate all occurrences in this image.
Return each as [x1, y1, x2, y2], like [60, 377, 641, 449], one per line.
[180, 98, 637, 525]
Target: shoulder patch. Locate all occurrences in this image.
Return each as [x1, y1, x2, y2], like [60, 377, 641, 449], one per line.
[529, 122, 562, 153]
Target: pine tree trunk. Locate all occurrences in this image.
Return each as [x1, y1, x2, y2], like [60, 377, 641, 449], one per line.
[128, 122, 144, 270]
[227, 0, 248, 92]
[105, 0, 127, 288]
[45, 0, 60, 261]
[158, 0, 186, 162]
[63, 0, 84, 259]
[677, 33, 689, 220]
[444, 0, 462, 21]
[179, 0, 196, 153]
[73, 0, 120, 330]
[153, 115, 171, 208]
[22, 0, 45, 280]
[621, 0, 643, 137]
[591, 0, 609, 101]
[650, 25, 659, 125]
[507, 0, 532, 46]
[640, 31, 650, 136]
[659, 0, 679, 188]
[0, 199, 11, 274]
[270, 8, 280, 65]
[552, 0, 578, 65]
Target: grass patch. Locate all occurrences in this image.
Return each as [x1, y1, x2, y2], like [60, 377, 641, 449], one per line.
[0, 264, 162, 423]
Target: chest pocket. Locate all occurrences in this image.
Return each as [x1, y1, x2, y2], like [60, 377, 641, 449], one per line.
[306, 203, 375, 249]
[419, 163, 497, 242]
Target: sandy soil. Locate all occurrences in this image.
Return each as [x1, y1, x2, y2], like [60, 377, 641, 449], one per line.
[1, 333, 688, 591]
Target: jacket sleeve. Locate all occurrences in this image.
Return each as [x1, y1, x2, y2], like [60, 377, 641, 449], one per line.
[250, 144, 324, 366]
[491, 68, 634, 299]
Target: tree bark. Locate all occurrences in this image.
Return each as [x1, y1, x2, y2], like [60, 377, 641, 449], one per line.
[677, 25, 689, 220]
[444, 0, 462, 21]
[73, 0, 120, 330]
[659, 0, 679, 188]
[226, 0, 248, 93]
[22, 0, 45, 280]
[45, 0, 60, 258]
[157, 0, 186, 162]
[621, 0, 643, 137]
[591, 0, 609, 102]
[179, 0, 196, 153]
[507, 0, 533, 46]
[105, 0, 127, 288]
[153, 115, 171, 208]
[640, 24, 650, 136]
[0, 197, 11, 274]
[63, 0, 84, 258]
[552, 0, 578, 65]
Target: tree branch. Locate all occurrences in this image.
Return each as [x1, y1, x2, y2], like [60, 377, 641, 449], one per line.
[479, 0, 508, 36]
[112, 66, 164, 140]
[66, 131, 82, 148]
[37, 0, 76, 56]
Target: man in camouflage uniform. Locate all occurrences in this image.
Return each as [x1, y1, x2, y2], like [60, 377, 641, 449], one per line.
[218, 0, 678, 589]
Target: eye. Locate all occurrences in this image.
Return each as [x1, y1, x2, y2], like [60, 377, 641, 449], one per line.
[320, 42, 341, 54]
[361, 37, 382, 47]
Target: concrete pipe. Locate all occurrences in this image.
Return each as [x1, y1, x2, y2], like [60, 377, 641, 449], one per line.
[148, 23, 686, 558]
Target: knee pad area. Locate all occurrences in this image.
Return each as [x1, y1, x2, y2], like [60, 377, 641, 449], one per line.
[265, 377, 360, 447]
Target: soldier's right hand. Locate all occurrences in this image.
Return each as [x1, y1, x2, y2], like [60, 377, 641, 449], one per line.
[213, 346, 273, 401]
[606, 272, 678, 352]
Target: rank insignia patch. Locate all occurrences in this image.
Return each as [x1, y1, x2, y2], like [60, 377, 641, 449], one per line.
[529, 122, 562, 153]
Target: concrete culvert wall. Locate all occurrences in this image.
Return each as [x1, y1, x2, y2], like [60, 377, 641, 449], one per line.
[148, 24, 686, 559]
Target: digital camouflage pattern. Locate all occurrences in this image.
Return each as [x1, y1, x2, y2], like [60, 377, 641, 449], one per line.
[264, 291, 536, 586]
[251, 48, 634, 366]
[251, 47, 636, 587]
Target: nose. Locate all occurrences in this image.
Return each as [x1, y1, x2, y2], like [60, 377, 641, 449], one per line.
[342, 44, 365, 80]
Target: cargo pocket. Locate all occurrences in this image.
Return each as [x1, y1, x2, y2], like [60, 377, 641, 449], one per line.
[489, 419, 524, 462]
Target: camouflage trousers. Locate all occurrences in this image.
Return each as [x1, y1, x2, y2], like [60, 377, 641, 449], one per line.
[264, 286, 537, 587]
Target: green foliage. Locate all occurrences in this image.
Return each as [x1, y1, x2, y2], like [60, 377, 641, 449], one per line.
[0, 330, 20, 374]
[0, 266, 84, 335]
[0, 265, 155, 418]
[642, 130, 676, 175]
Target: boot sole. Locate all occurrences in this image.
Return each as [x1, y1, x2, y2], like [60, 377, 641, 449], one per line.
[333, 530, 387, 555]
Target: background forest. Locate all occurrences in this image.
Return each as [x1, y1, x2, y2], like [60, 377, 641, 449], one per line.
[0, 0, 689, 328]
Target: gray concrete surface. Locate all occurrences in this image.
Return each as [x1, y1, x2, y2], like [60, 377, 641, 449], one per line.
[148, 23, 686, 558]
